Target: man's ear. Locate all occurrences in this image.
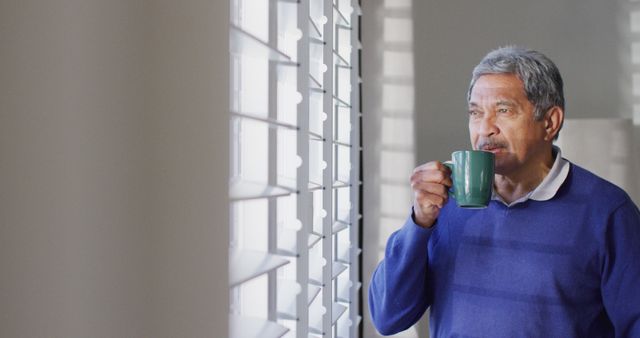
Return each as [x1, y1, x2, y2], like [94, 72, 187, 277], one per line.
[543, 106, 564, 141]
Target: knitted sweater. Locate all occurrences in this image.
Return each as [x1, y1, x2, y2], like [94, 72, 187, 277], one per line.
[369, 163, 640, 337]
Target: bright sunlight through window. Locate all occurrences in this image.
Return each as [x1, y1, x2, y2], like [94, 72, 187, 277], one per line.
[229, 0, 362, 337]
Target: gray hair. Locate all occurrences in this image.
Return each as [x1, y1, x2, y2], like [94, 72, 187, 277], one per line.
[467, 46, 565, 123]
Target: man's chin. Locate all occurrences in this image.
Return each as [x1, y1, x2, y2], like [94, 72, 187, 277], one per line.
[493, 157, 513, 176]
[494, 167, 508, 176]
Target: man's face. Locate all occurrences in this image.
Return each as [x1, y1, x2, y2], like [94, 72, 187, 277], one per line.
[468, 73, 549, 175]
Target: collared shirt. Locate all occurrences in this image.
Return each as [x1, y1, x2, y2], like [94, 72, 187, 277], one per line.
[492, 146, 570, 207]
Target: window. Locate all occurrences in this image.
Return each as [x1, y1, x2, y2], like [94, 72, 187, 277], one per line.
[229, 0, 362, 337]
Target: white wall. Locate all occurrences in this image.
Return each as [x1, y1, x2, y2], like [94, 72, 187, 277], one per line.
[0, 1, 228, 337]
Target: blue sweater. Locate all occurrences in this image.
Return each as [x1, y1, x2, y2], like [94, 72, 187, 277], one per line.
[369, 164, 640, 337]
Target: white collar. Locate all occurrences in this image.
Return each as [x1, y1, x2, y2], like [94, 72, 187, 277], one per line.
[492, 146, 570, 207]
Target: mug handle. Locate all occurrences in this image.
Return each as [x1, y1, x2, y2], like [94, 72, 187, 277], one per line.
[442, 161, 454, 197]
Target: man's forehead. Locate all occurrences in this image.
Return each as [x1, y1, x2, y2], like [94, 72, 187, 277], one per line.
[469, 74, 526, 102]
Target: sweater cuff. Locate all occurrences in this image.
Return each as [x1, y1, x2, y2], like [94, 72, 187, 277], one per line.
[409, 207, 437, 232]
[406, 207, 436, 237]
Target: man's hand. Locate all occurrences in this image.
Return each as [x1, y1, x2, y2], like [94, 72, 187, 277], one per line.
[410, 161, 452, 228]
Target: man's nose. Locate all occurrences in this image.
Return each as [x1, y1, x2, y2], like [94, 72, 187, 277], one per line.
[478, 114, 499, 137]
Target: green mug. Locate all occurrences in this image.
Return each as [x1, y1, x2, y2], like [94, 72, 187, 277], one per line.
[443, 150, 495, 208]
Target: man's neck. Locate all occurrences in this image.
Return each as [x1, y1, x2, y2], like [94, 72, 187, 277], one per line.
[494, 146, 555, 204]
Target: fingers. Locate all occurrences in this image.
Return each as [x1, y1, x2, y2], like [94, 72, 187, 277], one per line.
[412, 160, 450, 175]
[411, 161, 452, 187]
[410, 161, 453, 228]
[412, 181, 449, 198]
[415, 189, 447, 209]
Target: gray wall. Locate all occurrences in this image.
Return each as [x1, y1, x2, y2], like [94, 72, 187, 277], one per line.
[362, 1, 387, 336]
[0, 1, 229, 337]
[413, 0, 624, 163]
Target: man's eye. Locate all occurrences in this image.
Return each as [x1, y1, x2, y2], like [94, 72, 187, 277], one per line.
[498, 108, 510, 113]
[469, 110, 479, 116]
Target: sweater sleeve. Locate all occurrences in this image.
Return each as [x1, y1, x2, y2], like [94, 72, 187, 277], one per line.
[601, 198, 640, 337]
[368, 211, 434, 335]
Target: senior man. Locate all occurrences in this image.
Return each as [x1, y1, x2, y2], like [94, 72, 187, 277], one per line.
[369, 46, 640, 337]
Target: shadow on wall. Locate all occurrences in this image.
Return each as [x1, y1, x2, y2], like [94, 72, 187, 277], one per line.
[617, 1, 640, 204]
[362, 0, 428, 337]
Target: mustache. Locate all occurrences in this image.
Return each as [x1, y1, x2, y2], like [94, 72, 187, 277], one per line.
[477, 139, 508, 150]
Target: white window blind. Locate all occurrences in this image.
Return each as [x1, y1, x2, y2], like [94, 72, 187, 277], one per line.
[229, 0, 362, 337]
